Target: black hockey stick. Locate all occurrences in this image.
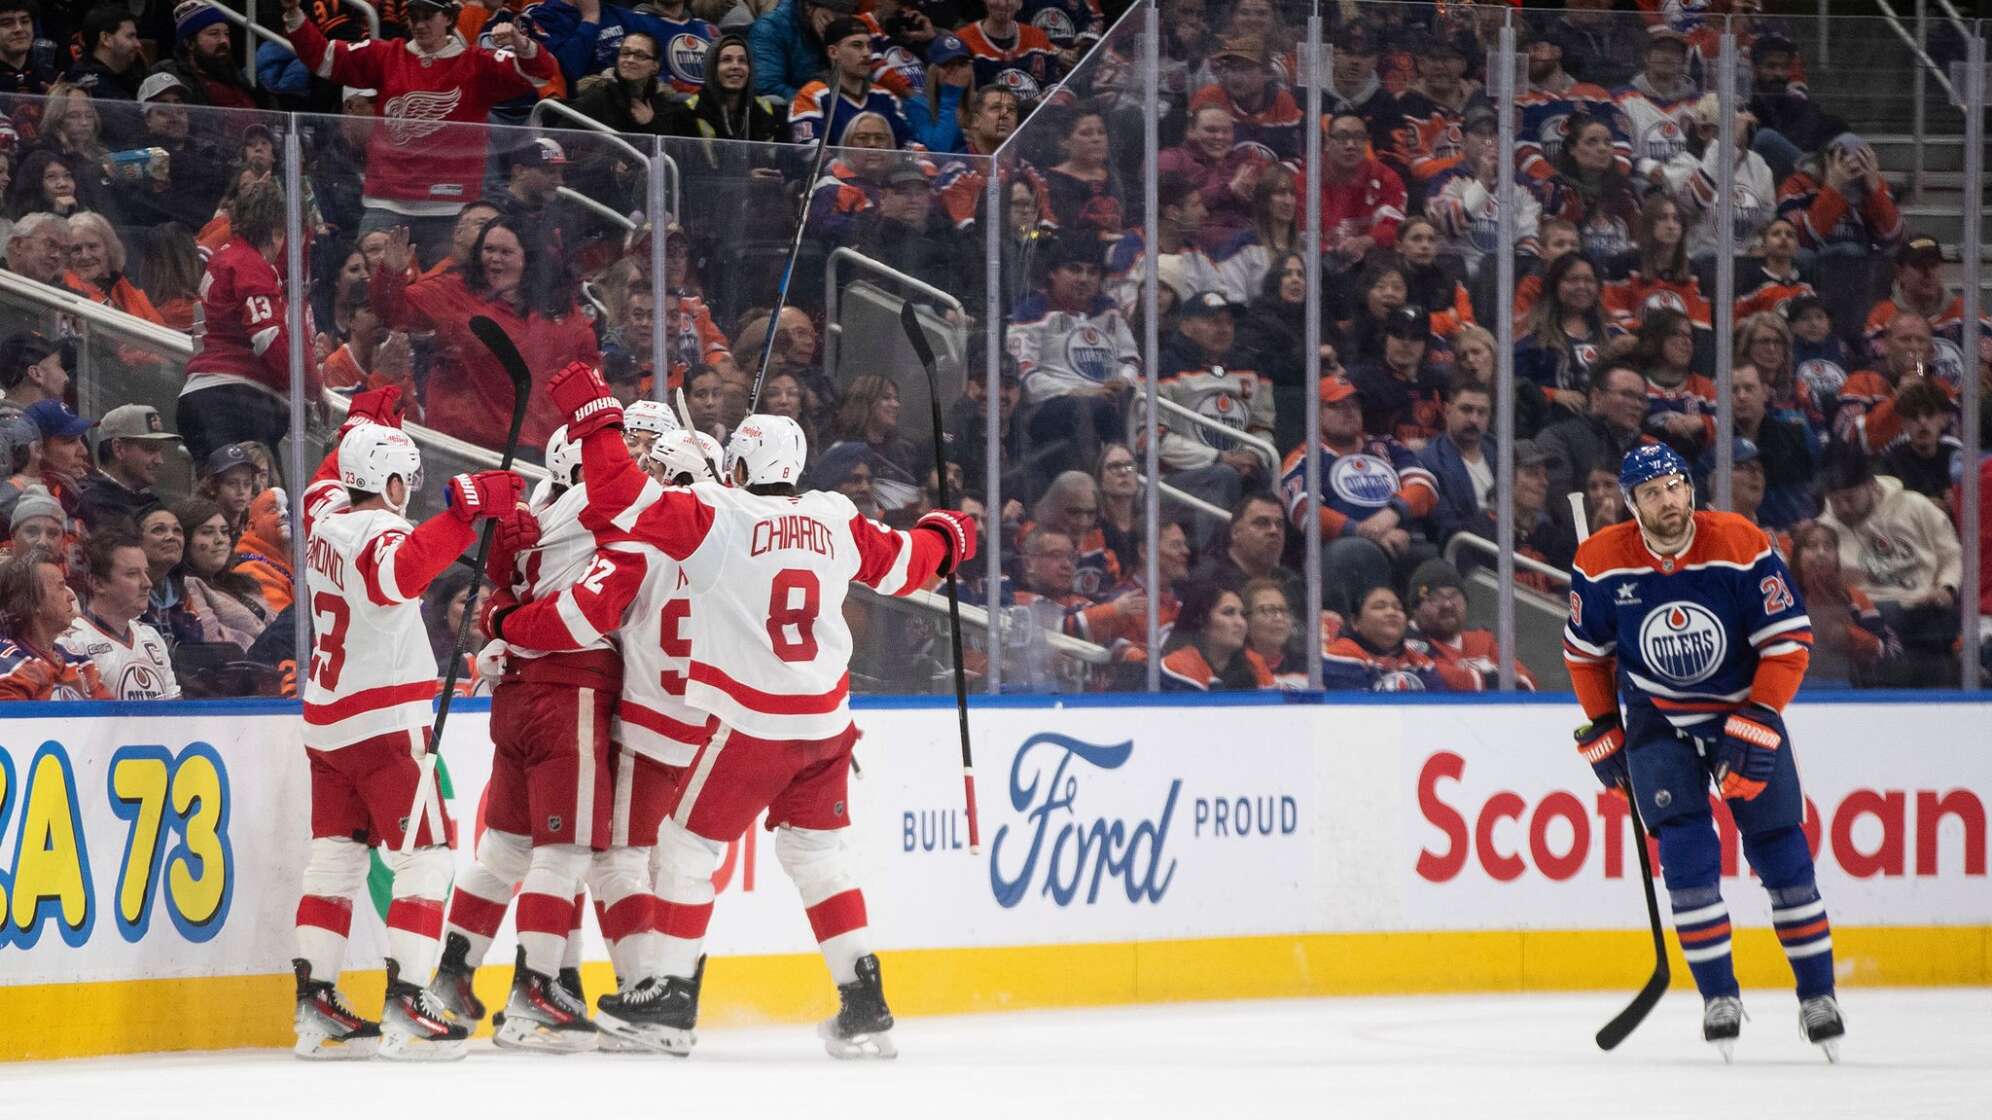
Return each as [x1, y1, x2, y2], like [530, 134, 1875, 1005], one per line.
[1595, 793, 1670, 1049]
[397, 315, 534, 853]
[747, 62, 839, 412]
[899, 302, 981, 854]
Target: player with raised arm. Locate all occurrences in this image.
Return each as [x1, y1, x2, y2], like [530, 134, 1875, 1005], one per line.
[294, 387, 523, 1062]
[474, 429, 724, 1051]
[546, 361, 976, 1059]
[1565, 445, 1844, 1062]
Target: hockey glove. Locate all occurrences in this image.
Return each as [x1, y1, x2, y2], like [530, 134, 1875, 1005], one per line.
[485, 505, 541, 586]
[915, 508, 978, 576]
[480, 587, 519, 643]
[1716, 702, 1785, 802]
[444, 470, 525, 524]
[473, 639, 510, 685]
[548, 360, 623, 439]
[339, 385, 405, 436]
[1575, 712, 1629, 798]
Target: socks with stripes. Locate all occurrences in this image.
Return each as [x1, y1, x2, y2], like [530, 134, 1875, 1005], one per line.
[1669, 884, 1740, 999]
[1769, 883, 1835, 998]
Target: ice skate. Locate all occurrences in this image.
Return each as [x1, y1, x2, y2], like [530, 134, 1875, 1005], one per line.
[292, 959, 380, 1061]
[596, 958, 702, 1056]
[1799, 995, 1845, 1063]
[1702, 995, 1744, 1063]
[820, 954, 896, 1060]
[492, 949, 599, 1053]
[426, 933, 485, 1027]
[379, 960, 470, 1062]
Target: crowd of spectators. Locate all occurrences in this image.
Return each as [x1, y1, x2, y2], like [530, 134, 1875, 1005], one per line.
[0, 0, 1984, 697]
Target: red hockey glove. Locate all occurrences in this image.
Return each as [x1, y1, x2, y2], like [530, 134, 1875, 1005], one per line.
[915, 508, 978, 576]
[1716, 702, 1785, 802]
[445, 470, 525, 524]
[1575, 712, 1629, 800]
[485, 504, 541, 585]
[479, 587, 519, 644]
[339, 385, 405, 436]
[548, 360, 623, 439]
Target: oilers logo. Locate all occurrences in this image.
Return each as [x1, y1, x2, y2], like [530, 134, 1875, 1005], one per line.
[1374, 669, 1427, 692]
[1731, 185, 1768, 239]
[118, 662, 168, 700]
[1928, 336, 1965, 393]
[1796, 356, 1847, 398]
[667, 33, 709, 87]
[1064, 325, 1114, 383]
[1031, 7, 1076, 44]
[1638, 601, 1728, 687]
[1570, 340, 1602, 381]
[1193, 387, 1249, 450]
[1642, 117, 1686, 162]
[1073, 556, 1109, 599]
[996, 68, 1043, 101]
[1232, 140, 1280, 164]
[880, 44, 924, 88]
[1580, 215, 1631, 261]
[1328, 453, 1401, 509]
[1642, 288, 1688, 317]
[1538, 113, 1571, 162]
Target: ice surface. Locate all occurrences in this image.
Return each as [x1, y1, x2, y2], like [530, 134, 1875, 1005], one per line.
[3, 990, 1986, 1120]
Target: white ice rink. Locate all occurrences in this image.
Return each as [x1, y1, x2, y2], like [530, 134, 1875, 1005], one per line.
[5, 990, 1987, 1120]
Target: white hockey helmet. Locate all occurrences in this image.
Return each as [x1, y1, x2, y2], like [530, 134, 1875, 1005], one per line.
[338, 424, 423, 512]
[624, 398, 679, 437]
[544, 424, 582, 487]
[724, 414, 807, 488]
[645, 428, 723, 485]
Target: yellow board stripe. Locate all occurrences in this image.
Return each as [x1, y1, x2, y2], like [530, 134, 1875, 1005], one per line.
[3, 925, 1986, 1062]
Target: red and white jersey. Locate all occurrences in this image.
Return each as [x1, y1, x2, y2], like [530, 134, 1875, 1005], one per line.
[502, 484, 610, 660]
[301, 478, 471, 748]
[578, 434, 947, 742]
[57, 614, 179, 700]
[183, 238, 292, 402]
[497, 539, 707, 766]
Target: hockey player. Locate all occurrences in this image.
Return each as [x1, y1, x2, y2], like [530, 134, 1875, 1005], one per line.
[425, 425, 617, 1053]
[547, 362, 976, 1058]
[295, 387, 524, 1061]
[1565, 444, 1844, 1062]
[624, 398, 679, 465]
[474, 429, 723, 1052]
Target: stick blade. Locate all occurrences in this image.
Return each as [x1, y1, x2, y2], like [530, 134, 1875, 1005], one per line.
[468, 314, 533, 405]
[1594, 964, 1670, 1050]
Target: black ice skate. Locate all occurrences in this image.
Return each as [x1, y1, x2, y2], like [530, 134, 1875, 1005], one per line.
[819, 954, 896, 1060]
[426, 932, 486, 1026]
[380, 959, 470, 1062]
[493, 948, 599, 1054]
[1702, 995, 1745, 1063]
[596, 957, 703, 1056]
[292, 959, 380, 1061]
[1799, 995, 1845, 1063]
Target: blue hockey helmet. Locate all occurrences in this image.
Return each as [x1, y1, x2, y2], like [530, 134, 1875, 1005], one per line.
[1619, 443, 1692, 509]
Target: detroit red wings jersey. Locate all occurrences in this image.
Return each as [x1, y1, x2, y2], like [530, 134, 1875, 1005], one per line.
[185, 239, 292, 401]
[301, 481, 467, 748]
[498, 539, 708, 765]
[58, 615, 180, 700]
[579, 438, 947, 742]
[286, 17, 556, 215]
[502, 483, 611, 658]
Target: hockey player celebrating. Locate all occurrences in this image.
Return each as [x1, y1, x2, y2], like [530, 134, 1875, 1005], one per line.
[546, 361, 976, 1059]
[294, 386, 525, 1061]
[472, 429, 724, 1052]
[1564, 444, 1844, 1062]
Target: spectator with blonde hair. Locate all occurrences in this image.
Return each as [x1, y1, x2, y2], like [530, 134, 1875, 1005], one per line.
[64, 211, 163, 323]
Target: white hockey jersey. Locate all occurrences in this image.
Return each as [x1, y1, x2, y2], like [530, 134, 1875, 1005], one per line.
[500, 482, 611, 662]
[58, 614, 179, 700]
[577, 435, 949, 743]
[494, 539, 708, 765]
[301, 476, 472, 749]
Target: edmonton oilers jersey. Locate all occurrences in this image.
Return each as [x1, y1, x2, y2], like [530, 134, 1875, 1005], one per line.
[1563, 511, 1812, 730]
[1278, 436, 1435, 529]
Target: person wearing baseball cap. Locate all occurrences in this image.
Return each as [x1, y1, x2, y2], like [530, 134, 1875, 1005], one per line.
[500, 136, 569, 229]
[1346, 305, 1447, 447]
[22, 399, 92, 523]
[1160, 289, 1271, 499]
[1858, 237, 1960, 370]
[198, 443, 259, 537]
[77, 404, 183, 531]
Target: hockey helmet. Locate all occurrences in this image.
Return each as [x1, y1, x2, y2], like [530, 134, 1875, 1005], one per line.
[646, 428, 723, 486]
[1618, 443, 1693, 519]
[338, 424, 423, 512]
[624, 399, 680, 438]
[724, 414, 807, 488]
[544, 424, 582, 488]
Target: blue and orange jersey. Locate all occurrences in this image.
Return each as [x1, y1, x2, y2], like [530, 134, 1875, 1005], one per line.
[1602, 270, 1713, 332]
[1321, 635, 1447, 693]
[1278, 436, 1437, 539]
[789, 81, 915, 148]
[1515, 81, 1628, 182]
[1563, 511, 1812, 729]
[954, 20, 1063, 103]
[0, 636, 109, 701]
[1187, 84, 1304, 165]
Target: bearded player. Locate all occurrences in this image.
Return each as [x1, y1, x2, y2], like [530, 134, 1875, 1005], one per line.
[294, 387, 523, 1061]
[1565, 445, 1844, 1062]
[547, 362, 976, 1059]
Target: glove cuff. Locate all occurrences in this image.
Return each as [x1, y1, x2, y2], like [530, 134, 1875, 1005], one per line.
[1723, 710, 1781, 749]
[915, 511, 969, 564]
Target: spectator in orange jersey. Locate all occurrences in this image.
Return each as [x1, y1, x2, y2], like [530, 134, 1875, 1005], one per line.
[1065, 516, 1189, 663]
[1159, 580, 1255, 691]
[1405, 558, 1535, 692]
[230, 486, 294, 615]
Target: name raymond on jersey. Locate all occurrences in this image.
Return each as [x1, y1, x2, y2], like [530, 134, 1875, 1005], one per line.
[306, 533, 346, 590]
[750, 514, 836, 558]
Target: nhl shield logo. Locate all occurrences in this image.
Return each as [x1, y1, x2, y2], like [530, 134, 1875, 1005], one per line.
[1638, 601, 1728, 687]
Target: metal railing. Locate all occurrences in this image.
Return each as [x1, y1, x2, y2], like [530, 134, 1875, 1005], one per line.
[852, 585, 1112, 666]
[1442, 532, 1570, 598]
[528, 99, 681, 220]
[1144, 393, 1280, 472]
[1876, 0, 1965, 199]
[556, 186, 637, 231]
[822, 247, 966, 380]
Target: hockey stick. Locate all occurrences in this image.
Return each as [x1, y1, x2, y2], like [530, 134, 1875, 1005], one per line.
[898, 302, 981, 855]
[397, 316, 534, 854]
[747, 63, 839, 413]
[1569, 491, 1672, 1049]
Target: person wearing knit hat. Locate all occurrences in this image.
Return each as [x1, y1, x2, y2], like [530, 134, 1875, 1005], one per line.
[8, 485, 64, 552]
[1405, 556, 1538, 692]
[151, 0, 270, 111]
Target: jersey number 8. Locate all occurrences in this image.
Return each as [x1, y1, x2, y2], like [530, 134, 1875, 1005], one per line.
[766, 569, 821, 662]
